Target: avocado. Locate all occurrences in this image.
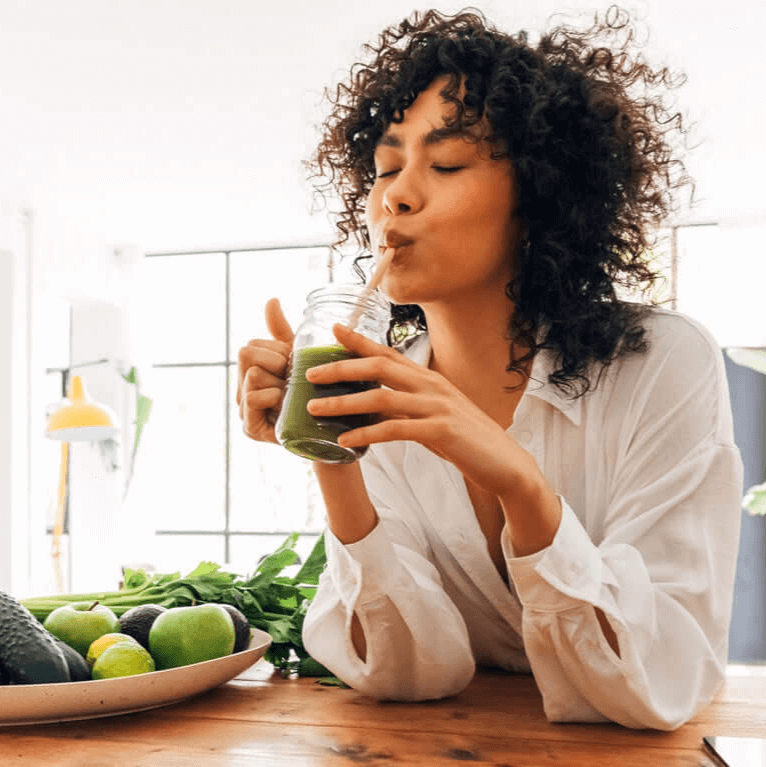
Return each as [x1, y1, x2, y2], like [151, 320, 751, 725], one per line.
[0, 590, 71, 684]
[218, 604, 251, 653]
[0, 660, 10, 685]
[119, 604, 167, 651]
[52, 636, 91, 682]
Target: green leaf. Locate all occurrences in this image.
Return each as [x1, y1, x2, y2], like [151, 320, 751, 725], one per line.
[185, 561, 224, 579]
[743, 483, 766, 516]
[297, 656, 333, 677]
[134, 394, 153, 445]
[122, 366, 154, 498]
[726, 348, 766, 376]
[265, 617, 295, 644]
[122, 567, 150, 590]
[247, 536, 300, 589]
[264, 643, 293, 670]
[291, 534, 327, 586]
[297, 585, 318, 601]
[121, 367, 139, 385]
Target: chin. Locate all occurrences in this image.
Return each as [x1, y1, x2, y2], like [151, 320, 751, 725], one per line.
[381, 276, 424, 307]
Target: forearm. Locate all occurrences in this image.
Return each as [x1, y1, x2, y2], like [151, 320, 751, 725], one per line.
[498, 450, 561, 558]
[313, 461, 379, 544]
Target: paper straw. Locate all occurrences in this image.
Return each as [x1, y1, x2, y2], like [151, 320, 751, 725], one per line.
[346, 247, 395, 331]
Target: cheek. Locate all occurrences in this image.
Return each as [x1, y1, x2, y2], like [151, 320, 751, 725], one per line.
[364, 189, 384, 233]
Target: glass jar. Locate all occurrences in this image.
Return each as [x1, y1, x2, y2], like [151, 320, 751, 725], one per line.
[275, 284, 390, 464]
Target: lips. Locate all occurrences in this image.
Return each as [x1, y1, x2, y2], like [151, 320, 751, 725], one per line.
[381, 230, 414, 250]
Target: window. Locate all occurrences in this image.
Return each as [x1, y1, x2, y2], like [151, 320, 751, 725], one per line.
[121, 227, 701, 576]
[127, 244, 334, 573]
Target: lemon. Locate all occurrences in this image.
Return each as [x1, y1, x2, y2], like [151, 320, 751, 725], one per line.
[91, 641, 155, 679]
[86, 632, 139, 668]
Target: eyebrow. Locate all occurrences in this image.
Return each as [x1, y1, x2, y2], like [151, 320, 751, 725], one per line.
[376, 126, 466, 149]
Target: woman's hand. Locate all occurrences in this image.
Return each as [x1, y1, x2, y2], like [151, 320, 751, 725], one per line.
[236, 298, 294, 444]
[305, 323, 534, 498]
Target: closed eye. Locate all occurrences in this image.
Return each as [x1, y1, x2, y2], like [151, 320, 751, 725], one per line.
[376, 165, 464, 179]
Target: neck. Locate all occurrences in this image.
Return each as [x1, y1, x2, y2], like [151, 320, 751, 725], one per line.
[421, 295, 530, 428]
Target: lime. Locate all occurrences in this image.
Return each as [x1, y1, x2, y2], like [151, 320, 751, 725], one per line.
[91, 641, 155, 680]
[86, 632, 139, 668]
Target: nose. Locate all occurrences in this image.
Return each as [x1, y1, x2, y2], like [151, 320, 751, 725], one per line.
[381, 166, 424, 216]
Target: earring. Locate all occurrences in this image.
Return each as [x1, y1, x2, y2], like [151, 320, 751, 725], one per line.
[521, 238, 531, 258]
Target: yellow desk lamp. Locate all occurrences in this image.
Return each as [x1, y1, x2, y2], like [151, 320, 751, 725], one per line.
[46, 374, 119, 442]
[46, 374, 119, 591]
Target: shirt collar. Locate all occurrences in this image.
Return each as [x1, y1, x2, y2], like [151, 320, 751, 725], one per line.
[401, 333, 582, 427]
[524, 347, 583, 427]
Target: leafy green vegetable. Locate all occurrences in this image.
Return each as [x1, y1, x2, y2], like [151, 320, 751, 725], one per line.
[22, 533, 330, 676]
[120, 366, 153, 499]
[743, 483, 766, 516]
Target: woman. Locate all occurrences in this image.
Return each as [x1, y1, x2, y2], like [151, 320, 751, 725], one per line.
[237, 8, 743, 729]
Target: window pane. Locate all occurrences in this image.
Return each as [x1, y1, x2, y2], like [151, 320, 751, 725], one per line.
[228, 368, 325, 534]
[126, 366, 226, 532]
[229, 247, 330, 360]
[149, 534, 225, 574]
[140, 252, 226, 364]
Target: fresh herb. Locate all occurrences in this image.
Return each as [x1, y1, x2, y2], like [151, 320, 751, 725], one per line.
[22, 533, 330, 676]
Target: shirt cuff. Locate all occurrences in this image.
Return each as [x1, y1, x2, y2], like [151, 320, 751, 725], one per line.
[324, 523, 409, 610]
[504, 497, 615, 610]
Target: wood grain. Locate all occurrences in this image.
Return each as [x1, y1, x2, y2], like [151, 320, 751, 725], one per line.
[1, 663, 762, 766]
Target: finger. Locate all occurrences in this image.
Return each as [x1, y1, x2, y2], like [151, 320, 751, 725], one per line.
[239, 362, 284, 420]
[334, 322, 393, 357]
[336, 418, 433, 449]
[244, 386, 282, 414]
[239, 344, 290, 379]
[305, 352, 427, 394]
[241, 387, 283, 441]
[265, 298, 295, 345]
[306, 388, 436, 419]
[237, 342, 290, 405]
[243, 363, 285, 395]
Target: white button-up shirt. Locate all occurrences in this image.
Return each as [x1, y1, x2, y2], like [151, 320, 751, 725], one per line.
[302, 307, 744, 729]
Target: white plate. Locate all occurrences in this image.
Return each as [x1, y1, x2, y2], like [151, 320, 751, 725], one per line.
[0, 628, 272, 726]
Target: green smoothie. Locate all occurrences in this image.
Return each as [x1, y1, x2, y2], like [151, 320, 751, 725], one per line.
[276, 344, 379, 463]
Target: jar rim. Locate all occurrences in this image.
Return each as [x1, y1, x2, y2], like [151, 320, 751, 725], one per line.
[305, 283, 390, 312]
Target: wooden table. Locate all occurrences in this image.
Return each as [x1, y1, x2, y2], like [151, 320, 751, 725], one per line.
[2, 663, 764, 766]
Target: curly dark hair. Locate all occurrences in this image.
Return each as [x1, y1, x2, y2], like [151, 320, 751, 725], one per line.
[308, 5, 693, 397]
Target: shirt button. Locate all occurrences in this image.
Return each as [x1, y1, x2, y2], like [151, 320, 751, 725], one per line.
[517, 430, 533, 444]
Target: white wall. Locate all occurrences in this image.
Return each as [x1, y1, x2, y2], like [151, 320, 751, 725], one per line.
[0, 0, 764, 252]
[0, 204, 30, 595]
[0, 0, 763, 595]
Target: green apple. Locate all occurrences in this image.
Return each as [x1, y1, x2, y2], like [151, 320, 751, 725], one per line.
[43, 601, 121, 658]
[148, 604, 235, 670]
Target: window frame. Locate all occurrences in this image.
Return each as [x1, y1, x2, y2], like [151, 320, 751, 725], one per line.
[143, 242, 335, 564]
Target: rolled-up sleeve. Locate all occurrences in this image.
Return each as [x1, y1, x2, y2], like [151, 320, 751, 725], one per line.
[302, 454, 476, 701]
[505, 321, 744, 729]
